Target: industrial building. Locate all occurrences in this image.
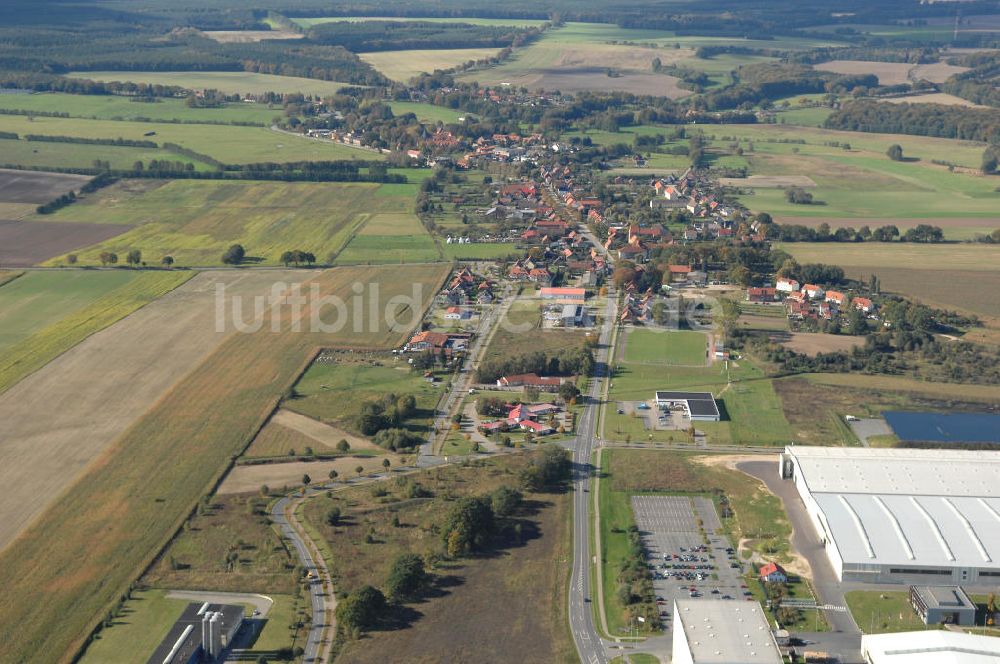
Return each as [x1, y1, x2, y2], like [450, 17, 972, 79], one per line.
[909, 585, 977, 626]
[147, 602, 244, 664]
[779, 446, 1000, 584]
[654, 391, 720, 422]
[671, 599, 782, 664]
[861, 630, 1000, 663]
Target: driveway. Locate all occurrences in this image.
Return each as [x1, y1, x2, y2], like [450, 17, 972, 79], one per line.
[737, 460, 861, 644]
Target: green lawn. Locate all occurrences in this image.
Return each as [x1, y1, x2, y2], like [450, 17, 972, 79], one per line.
[69, 71, 354, 96]
[0, 92, 280, 125]
[287, 356, 445, 435]
[623, 329, 707, 366]
[0, 271, 137, 351]
[37, 180, 402, 266]
[845, 591, 930, 634]
[77, 589, 189, 664]
[0, 115, 377, 165]
[334, 190, 441, 264]
[441, 242, 519, 260]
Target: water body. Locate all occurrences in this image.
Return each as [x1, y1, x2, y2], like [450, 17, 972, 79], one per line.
[884, 411, 1000, 444]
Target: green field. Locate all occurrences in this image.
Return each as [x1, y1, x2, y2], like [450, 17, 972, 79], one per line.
[845, 591, 929, 634]
[0, 271, 136, 351]
[0, 92, 280, 125]
[0, 271, 192, 395]
[69, 71, 354, 96]
[0, 115, 376, 165]
[0, 137, 211, 171]
[388, 101, 466, 124]
[38, 180, 410, 266]
[334, 187, 441, 264]
[623, 329, 707, 365]
[441, 242, 519, 260]
[78, 590, 299, 664]
[362, 48, 504, 82]
[606, 358, 792, 446]
[287, 354, 444, 434]
[291, 16, 549, 28]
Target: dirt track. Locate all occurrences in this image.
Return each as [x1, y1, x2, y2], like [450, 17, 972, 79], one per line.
[0, 270, 314, 552]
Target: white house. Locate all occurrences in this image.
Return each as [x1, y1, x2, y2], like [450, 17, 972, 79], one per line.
[776, 278, 800, 293]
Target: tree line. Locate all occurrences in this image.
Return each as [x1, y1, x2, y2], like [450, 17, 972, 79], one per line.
[825, 100, 1000, 144]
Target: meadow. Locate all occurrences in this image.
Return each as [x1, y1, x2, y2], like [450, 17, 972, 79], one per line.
[0, 91, 280, 124]
[0, 137, 211, 171]
[622, 328, 707, 365]
[388, 101, 465, 124]
[0, 270, 137, 351]
[69, 71, 354, 96]
[39, 180, 405, 266]
[301, 452, 576, 664]
[0, 264, 448, 664]
[0, 270, 192, 395]
[334, 186, 441, 264]
[0, 115, 376, 165]
[361, 48, 504, 82]
[776, 242, 1000, 319]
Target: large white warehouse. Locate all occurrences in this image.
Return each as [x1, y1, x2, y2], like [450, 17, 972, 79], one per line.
[862, 630, 1000, 663]
[779, 446, 1000, 584]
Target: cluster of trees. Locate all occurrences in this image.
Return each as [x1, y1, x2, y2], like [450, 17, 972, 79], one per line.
[770, 222, 944, 243]
[791, 46, 940, 65]
[615, 524, 661, 629]
[475, 347, 594, 384]
[825, 101, 1000, 143]
[784, 186, 815, 205]
[36, 190, 76, 214]
[372, 428, 424, 452]
[775, 259, 846, 286]
[306, 20, 541, 52]
[691, 63, 876, 112]
[518, 444, 571, 491]
[356, 393, 418, 437]
[221, 244, 245, 265]
[941, 51, 1000, 108]
[279, 250, 317, 266]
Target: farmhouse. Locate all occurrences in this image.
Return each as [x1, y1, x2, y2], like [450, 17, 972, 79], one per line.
[779, 446, 1000, 584]
[672, 600, 782, 664]
[824, 290, 848, 306]
[854, 296, 875, 313]
[147, 602, 244, 664]
[654, 391, 721, 422]
[747, 287, 779, 303]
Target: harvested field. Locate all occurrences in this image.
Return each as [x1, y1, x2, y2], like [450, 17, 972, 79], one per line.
[910, 61, 970, 83]
[718, 174, 817, 188]
[0, 270, 306, 553]
[360, 48, 503, 82]
[201, 30, 303, 43]
[885, 92, 986, 107]
[0, 264, 448, 664]
[0, 168, 90, 203]
[772, 331, 863, 356]
[218, 457, 397, 494]
[814, 60, 913, 85]
[0, 219, 131, 267]
[243, 408, 383, 458]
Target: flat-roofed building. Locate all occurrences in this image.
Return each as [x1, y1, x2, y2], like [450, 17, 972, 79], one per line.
[672, 599, 782, 664]
[862, 630, 1000, 664]
[654, 391, 720, 422]
[779, 446, 1000, 584]
[910, 585, 977, 626]
[147, 602, 244, 664]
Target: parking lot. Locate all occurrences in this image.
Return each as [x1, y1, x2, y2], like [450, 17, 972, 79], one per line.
[631, 496, 751, 630]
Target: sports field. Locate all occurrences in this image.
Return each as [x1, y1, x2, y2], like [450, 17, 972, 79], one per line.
[38, 180, 407, 266]
[0, 264, 448, 664]
[69, 71, 354, 96]
[362, 48, 504, 82]
[0, 91, 280, 125]
[0, 115, 375, 165]
[777, 242, 1000, 319]
[623, 328, 707, 365]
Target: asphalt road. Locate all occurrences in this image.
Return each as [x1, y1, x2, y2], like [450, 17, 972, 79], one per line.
[567, 289, 617, 664]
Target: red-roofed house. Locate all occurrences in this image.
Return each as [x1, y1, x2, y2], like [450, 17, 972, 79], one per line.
[539, 287, 586, 304]
[825, 290, 847, 306]
[802, 284, 825, 299]
[853, 297, 875, 313]
[496, 373, 563, 391]
[759, 562, 787, 583]
[747, 287, 778, 303]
